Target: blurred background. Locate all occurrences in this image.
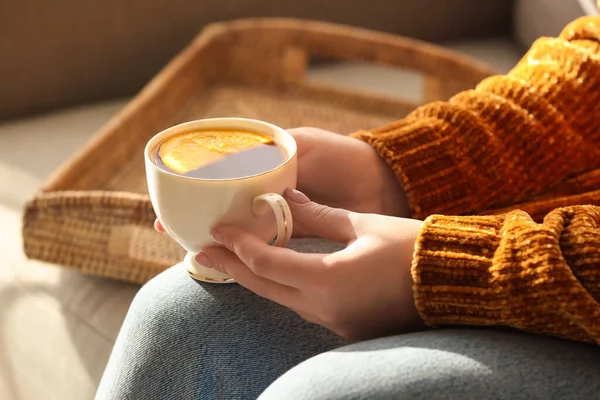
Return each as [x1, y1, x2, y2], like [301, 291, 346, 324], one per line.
[0, 0, 596, 399]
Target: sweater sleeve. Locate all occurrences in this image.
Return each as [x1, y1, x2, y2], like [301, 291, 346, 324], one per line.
[412, 205, 600, 344]
[351, 16, 600, 220]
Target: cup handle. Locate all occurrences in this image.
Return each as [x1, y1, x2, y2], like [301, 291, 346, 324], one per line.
[253, 193, 293, 247]
[186, 192, 293, 284]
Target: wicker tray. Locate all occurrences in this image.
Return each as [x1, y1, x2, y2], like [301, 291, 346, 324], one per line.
[22, 18, 497, 284]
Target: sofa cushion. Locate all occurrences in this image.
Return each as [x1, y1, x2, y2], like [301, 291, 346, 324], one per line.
[0, 99, 137, 400]
[513, 0, 591, 48]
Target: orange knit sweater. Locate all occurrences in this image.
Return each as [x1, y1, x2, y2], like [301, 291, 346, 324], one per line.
[353, 16, 600, 344]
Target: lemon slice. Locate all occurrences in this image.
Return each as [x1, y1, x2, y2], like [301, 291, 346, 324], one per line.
[158, 130, 273, 174]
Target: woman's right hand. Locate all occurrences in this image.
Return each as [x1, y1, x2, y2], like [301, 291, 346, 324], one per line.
[288, 127, 409, 223]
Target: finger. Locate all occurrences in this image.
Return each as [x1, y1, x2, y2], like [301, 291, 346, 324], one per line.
[286, 127, 315, 156]
[200, 246, 305, 310]
[210, 226, 323, 287]
[286, 127, 339, 159]
[284, 189, 356, 243]
[154, 219, 165, 233]
[286, 127, 327, 143]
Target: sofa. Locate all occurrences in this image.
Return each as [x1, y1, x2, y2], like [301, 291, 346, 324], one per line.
[0, 1, 594, 399]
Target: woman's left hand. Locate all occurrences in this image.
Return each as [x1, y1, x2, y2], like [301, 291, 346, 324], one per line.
[197, 189, 426, 340]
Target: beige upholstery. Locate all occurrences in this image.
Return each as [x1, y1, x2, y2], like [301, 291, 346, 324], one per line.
[513, 0, 589, 48]
[0, 100, 136, 400]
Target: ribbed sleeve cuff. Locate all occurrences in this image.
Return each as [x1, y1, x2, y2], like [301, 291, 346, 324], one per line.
[411, 210, 600, 343]
[350, 122, 476, 220]
[410, 214, 505, 327]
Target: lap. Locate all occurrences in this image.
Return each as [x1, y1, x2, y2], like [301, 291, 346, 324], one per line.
[97, 263, 348, 400]
[99, 257, 600, 400]
[260, 328, 600, 400]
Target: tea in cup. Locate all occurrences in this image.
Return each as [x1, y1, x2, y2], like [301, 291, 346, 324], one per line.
[144, 118, 297, 283]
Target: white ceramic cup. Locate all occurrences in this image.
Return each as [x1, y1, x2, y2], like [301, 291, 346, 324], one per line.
[144, 118, 297, 283]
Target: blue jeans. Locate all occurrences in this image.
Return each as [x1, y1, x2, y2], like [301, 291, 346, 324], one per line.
[96, 265, 600, 400]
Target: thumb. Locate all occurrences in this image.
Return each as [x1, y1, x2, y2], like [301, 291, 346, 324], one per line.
[284, 189, 356, 243]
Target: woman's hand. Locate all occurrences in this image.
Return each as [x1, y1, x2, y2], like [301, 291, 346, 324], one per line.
[289, 127, 409, 219]
[197, 189, 425, 341]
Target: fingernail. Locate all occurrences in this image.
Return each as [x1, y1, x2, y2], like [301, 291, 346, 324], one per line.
[154, 220, 165, 233]
[285, 188, 310, 204]
[211, 230, 223, 244]
[195, 252, 214, 268]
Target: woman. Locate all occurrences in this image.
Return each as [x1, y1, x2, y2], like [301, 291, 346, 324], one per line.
[96, 14, 600, 400]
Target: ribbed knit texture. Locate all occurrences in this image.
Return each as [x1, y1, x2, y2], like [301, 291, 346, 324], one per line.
[353, 16, 600, 344]
[352, 16, 600, 220]
[414, 207, 600, 344]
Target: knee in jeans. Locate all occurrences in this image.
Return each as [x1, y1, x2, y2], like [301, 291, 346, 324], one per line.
[127, 266, 209, 337]
[260, 347, 490, 400]
[98, 267, 214, 398]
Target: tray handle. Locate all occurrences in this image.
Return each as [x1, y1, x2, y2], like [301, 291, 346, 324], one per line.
[258, 19, 500, 102]
[22, 191, 182, 284]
